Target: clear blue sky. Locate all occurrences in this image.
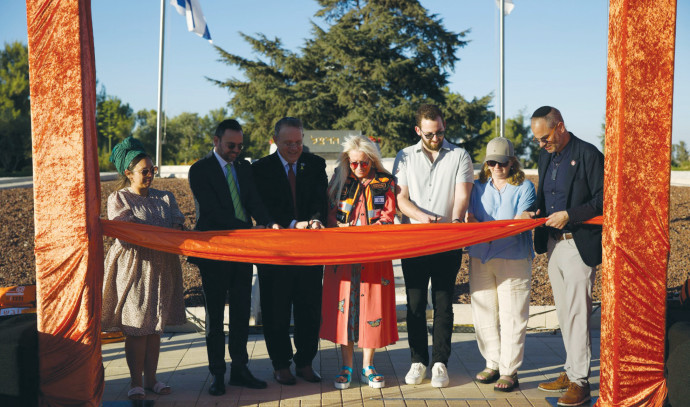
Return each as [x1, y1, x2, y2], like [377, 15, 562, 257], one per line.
[1, 0, 688, 149]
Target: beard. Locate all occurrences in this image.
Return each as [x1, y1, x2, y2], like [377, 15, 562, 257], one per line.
[422, 137, 443, 152]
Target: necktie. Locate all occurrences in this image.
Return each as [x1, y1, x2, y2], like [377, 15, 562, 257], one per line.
[288, 163, 298, 218]
[226, 164, 248, 222]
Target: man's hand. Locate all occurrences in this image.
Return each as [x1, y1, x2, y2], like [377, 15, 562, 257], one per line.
[545, 210, 569, 229]
[270, 223, 282, 230]
[418, 214, 440, 223]
[519, 209, 540, 220]
[310, 220, 325, 229]
[465, 212, 477, 223]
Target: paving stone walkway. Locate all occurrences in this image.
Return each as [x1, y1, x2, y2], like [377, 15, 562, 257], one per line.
[102, 330, 599, 406]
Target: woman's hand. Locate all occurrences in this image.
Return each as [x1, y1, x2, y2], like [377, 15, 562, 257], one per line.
[295, 221, 310, 229]
[519, 209, 540, 219]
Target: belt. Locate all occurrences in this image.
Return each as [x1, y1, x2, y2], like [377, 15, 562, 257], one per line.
[551, 231, 574, 241]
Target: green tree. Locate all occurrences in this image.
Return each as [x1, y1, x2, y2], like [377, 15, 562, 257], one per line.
[673, 141, 689, 168]
[0, 42, 31, 173]
[132, 109, 159, 156]
[443, 90, 493, 160]
[96, 87, 134, 153]
[212, 0, 474, 157]
[166, 112, 207, 164]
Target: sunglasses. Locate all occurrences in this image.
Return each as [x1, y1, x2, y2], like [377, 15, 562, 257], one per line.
[349, 161, 370, 170]
[421, 130, 445, 140]
[534, 123, 559, 145]
[486, 160, 509, 168]
[227, 142, 244, 151]
[133, 166, 159, 176]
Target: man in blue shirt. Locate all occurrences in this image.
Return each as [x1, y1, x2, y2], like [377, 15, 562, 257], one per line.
[522, 106, 604, 407]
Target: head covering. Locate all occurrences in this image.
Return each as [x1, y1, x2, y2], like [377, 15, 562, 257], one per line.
[484, 137, 514, 164]
[110, 136, 147, 175]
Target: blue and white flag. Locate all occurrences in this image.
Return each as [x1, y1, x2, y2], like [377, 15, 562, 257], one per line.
[171, 0, 212, 43]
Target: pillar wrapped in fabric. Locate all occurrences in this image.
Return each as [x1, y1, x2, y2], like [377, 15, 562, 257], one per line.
[600, 0, 677, 405]
[25, 0, 104, 405]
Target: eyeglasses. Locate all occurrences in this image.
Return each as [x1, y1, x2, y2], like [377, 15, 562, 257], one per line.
[486, 160, 509, 168]
[421, 130, 445, 140]
[227, 142, 243, 151]
[534, 123, 560, 145]
[349, 161, 370, 170]
[133, 166, 159, 176]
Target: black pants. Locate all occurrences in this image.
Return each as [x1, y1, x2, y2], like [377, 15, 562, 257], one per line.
[199, 260, 253, 375]
[402, 250, 461, 366]
[258, 264, 323, 370]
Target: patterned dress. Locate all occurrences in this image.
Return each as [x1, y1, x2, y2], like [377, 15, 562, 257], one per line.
[101, 187, 186, 336]
[319, 175, 399, 349]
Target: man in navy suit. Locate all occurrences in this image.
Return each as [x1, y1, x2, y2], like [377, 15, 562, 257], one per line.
[252, 117, 328, 385]
[188, 119, 280, 396]
[522, 106, 604, 407]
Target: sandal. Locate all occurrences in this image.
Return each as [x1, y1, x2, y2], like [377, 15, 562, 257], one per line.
[334, 366, 352, 390]
[361, 366, 385, 389]
[127, 386, 145, 400]
[494, 373, 519, 392]
[475, 368, 499, 384]
[146, 381, 171, 395]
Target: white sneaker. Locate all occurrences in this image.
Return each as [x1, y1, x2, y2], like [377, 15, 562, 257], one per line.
[431, 363, 449, 388]
[405, 363, 427, 385]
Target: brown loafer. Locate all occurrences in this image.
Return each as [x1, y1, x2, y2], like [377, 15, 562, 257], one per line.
[557, 382, 591, 406]
[274, 367, 296, 385]
[296, 365, 322, 383]
[539, 371, 571, 392]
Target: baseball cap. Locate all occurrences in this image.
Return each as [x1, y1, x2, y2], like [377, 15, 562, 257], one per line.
[484, 137, 514, 164]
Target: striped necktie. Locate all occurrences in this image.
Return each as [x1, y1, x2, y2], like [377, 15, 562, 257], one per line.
[225, 163, 248, 222]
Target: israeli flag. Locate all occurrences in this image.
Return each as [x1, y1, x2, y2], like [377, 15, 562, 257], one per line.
[171, 0, 212, 43]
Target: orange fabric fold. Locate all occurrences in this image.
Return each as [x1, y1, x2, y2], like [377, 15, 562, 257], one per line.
[101, 217, 602, 265]
[27, 0, 104, 406]
[601, 0, 676, 405]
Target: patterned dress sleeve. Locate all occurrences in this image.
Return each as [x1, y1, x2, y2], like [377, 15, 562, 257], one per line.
[167, 191, 185, 228]
[107, 190, 136, 222]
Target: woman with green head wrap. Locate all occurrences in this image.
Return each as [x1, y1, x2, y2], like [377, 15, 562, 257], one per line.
[102, 137, 186, 400]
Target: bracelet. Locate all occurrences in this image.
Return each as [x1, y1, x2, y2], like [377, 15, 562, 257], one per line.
[452, 218, 462, 223]
[307, 220, 314, 229]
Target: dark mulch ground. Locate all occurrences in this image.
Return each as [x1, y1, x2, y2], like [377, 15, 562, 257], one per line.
[1, 176, 688, 307]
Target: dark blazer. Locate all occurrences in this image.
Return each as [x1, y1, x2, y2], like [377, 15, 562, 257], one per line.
[251, 152, 328, 227]
[188, 151, 274, 261]
[534, 134, 604, 267]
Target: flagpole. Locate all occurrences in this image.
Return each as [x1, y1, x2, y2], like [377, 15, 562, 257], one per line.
[155, 0, 166, 168]
[499, 0, 505, 138]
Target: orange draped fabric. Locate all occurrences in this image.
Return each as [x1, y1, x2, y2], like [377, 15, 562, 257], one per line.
[600, 1, 676, 406]
[26, 0, 104, 406]
[100, 217, 602, 265]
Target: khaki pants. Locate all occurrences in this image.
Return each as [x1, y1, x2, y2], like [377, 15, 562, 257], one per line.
[547, 236, 596, 386]
[470, 257, 532, 376]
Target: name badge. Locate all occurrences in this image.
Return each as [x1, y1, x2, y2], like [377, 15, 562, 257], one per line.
[374, 196, 385, 205]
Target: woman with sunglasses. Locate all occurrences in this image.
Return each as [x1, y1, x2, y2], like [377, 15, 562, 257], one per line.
[467, 137, 536, 392]
[102, 137, 186, 400]
[320, 135, 398, 390]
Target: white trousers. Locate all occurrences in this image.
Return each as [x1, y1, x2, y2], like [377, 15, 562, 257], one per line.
[469, 256, 532, 376]
[547, 236, 596, 386]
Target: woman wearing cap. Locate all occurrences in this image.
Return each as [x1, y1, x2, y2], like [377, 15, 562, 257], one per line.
[320, 135, 398, 390]
[467, 137, 536, 392]
[101, 137, 186, 400]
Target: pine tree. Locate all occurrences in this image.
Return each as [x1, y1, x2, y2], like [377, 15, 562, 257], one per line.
[212, 0, 481, 157]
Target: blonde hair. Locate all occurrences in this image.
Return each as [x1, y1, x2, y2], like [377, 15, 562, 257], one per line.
[478, 156, 525, 186]
[327, 135, 391, 206]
